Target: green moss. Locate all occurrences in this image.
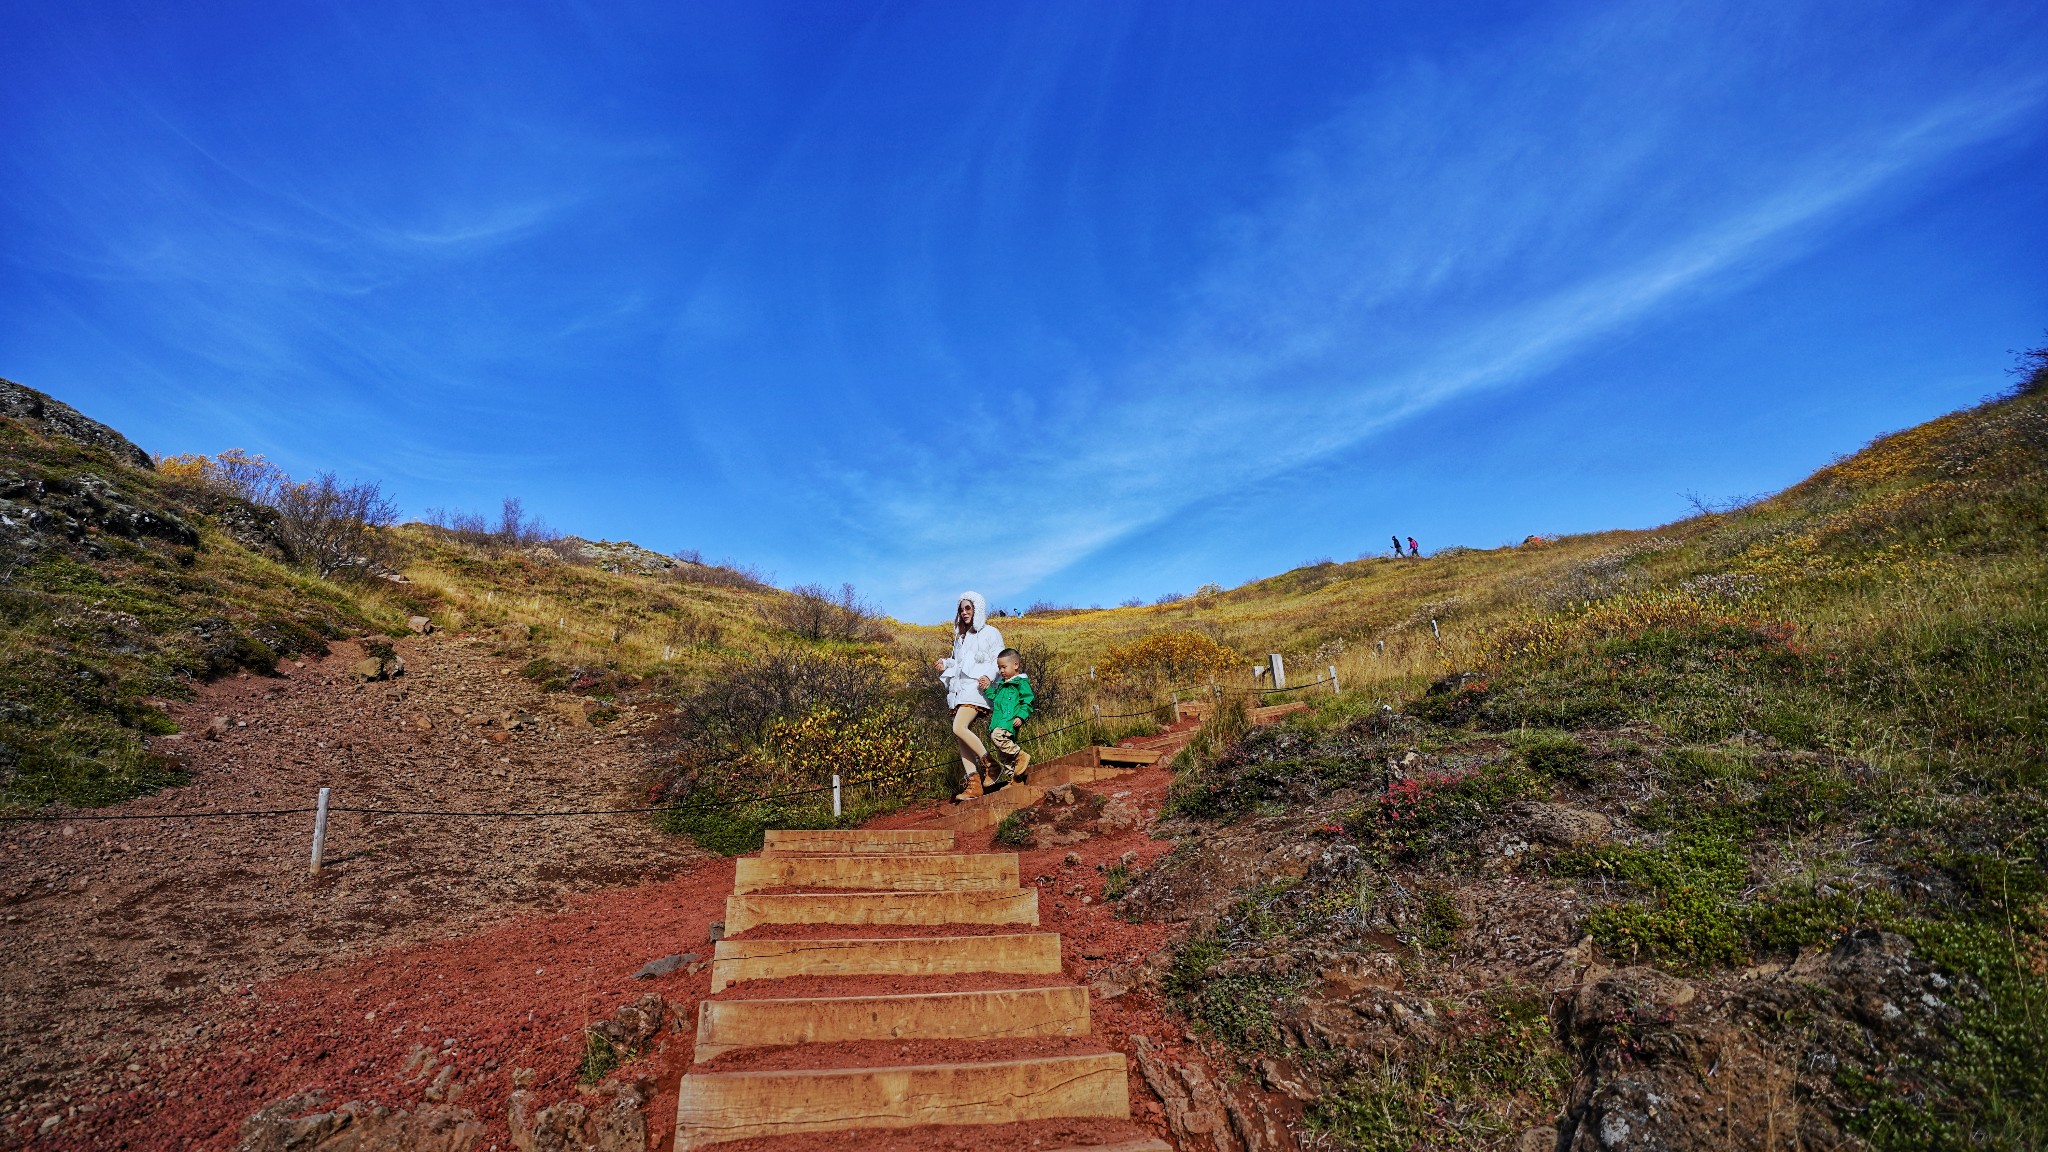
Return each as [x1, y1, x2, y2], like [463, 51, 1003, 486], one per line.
[992, 809, 1033, 847]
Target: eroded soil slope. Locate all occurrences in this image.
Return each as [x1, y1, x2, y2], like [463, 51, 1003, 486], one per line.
[0, 633, 698, 1144]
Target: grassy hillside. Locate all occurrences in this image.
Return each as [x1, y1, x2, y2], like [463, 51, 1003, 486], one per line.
[1055, 374, 2046, 1149]
[0, 378, 905, 814]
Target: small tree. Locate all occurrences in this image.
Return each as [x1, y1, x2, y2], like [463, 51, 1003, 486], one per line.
[2009, 333, 2048, 397]
[763, 582, 881, 643]
[272, 472, 399, 578]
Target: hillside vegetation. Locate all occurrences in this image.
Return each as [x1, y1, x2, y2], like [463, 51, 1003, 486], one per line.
[0, 377, 922, 815]
[1023, 366, 2045, 1149]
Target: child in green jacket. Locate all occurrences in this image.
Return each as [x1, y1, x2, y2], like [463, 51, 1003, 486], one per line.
[982, 649, 1034, 782]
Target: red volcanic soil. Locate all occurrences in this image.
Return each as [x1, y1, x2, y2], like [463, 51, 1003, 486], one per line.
[6, 634, 1212, 1152]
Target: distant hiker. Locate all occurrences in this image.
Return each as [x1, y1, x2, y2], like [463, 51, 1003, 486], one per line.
[1407, 536, 1419, 557]
[1390, 534, 1402, 556]
[983, 648, 1035, 783]
[933, 591, 1003, 800]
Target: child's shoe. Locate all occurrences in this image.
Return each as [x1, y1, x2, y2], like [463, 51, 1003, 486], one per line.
[1012, 751, 1030, 782]
[954, 772, 984, 802]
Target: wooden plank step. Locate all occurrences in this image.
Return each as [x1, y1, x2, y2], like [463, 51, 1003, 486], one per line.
[734, 852, 1019, 894]
[672, 1053, 1131, 1149]
[1253, 701, 1312, 723]
[1047, 1142, 1173, 1152]
[1096, 747, 1163, 766]
[926, 784, 1044, 834]
[723, 889, 1038, 934]
[709, 933, 1062, 993]
[762, 828, 955, 855]
[693, 986, 1089, 1061]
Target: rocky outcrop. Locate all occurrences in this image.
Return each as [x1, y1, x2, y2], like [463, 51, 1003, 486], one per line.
[1131, 1035, 1298, 1152]
[565, 538, 682, 577]
[507, 1077, 650, 1152]
[0, 377, 155, 470]
[1557, 931, 1963, 1151]
[0, 469, 196, 554]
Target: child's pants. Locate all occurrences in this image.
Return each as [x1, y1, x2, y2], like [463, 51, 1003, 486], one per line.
[988, 726, 1023, 760]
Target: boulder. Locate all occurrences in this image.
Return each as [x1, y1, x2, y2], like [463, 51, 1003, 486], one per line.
[632, 954, 699, 980]
[1510, 802, 1612, 846]
[408, 616, 434, 634]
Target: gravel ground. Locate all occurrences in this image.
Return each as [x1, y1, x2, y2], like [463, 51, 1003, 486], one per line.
[0, 634, 701, 1145]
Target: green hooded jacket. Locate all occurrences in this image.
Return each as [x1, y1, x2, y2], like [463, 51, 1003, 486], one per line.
[982, 673, 1034, 733]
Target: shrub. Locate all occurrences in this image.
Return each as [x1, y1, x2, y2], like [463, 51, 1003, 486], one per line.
[992, 810, 1033, 847]
[1097, 630, 1244, 690]
[760, 582, 883, 643]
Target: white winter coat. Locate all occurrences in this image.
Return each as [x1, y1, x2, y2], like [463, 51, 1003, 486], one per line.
[938, 590, 1005, 710]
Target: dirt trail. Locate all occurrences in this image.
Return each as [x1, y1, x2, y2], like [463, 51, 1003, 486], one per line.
[0, 634, 702, 1146]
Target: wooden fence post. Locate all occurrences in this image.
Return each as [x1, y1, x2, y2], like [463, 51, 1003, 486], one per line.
[309, 787, 331, 874]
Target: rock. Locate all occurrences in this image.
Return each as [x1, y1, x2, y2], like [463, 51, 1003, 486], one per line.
[1099, 795, 1139, 830]
[0, 378, 155, 470]
[707, 921, 724, 942]
[1255, 1057, 1317, 1102]
[1569, 965, 1696, 1040]
[1131, 1037, 1298, 1151]
[408, 616, 434, 634]
[1510, 801, 1612, 846]
[632, 953, 699, 980]
[1518, 1125, 1558, 1152]
[1131, 1035, 1236, 1151]
[1046, 784, 1077, 805]
[484, 730, 511, 746]
[238, 1091, 485, 1152]
[594, 993, 667, 1050]
[509, 1078, 649, 1152]
[1089, 973, 1129, 1000]
[1064, 852, 1082, 866]
[352, 657, 386, 682]
[205, 716, 231, 740]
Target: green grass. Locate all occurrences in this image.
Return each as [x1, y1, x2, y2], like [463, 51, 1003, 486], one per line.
[1307, 992, 1570, 1152]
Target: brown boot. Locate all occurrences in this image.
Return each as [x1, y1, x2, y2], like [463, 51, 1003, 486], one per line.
[954, 772, 984, 802]
[1012, 751, 1031, 782]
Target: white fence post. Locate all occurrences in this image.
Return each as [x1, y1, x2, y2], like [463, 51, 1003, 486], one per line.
[831, 774, 842, 818]
[1329, 664, 1340, 694]
[1268, 653, 1286, 689]
[309, 787, 331, 874]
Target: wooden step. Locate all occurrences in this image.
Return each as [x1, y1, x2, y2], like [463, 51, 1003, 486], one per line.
[723, 889, 1038, 934]
[673, 1053, 1131, 1148]
[1047, 1142, 1173, 1152]
[709, 933, 1062, 993]
[762, 828, 955, 856]
[1096, 746, 1163, 767]
[926, 783, 1045, 834]
[1253, 701, 1312, 723]
[734, 852, 1019, 894]
[693, 985, 1090, 1061]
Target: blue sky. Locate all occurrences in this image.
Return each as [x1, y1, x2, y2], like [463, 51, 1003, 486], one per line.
[2, 2, 2044, 621]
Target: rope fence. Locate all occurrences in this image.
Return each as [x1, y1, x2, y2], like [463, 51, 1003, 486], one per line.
[0, 667, 1353, 870]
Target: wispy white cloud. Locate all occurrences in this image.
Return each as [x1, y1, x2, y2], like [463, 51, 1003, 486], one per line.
[837, 5, 2048, 612]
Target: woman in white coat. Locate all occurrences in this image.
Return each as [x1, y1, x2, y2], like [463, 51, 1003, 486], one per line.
[933, 591, 1004, 800]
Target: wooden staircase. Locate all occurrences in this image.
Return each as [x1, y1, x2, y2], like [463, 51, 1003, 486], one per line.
[675, 827, 1168, 1150]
